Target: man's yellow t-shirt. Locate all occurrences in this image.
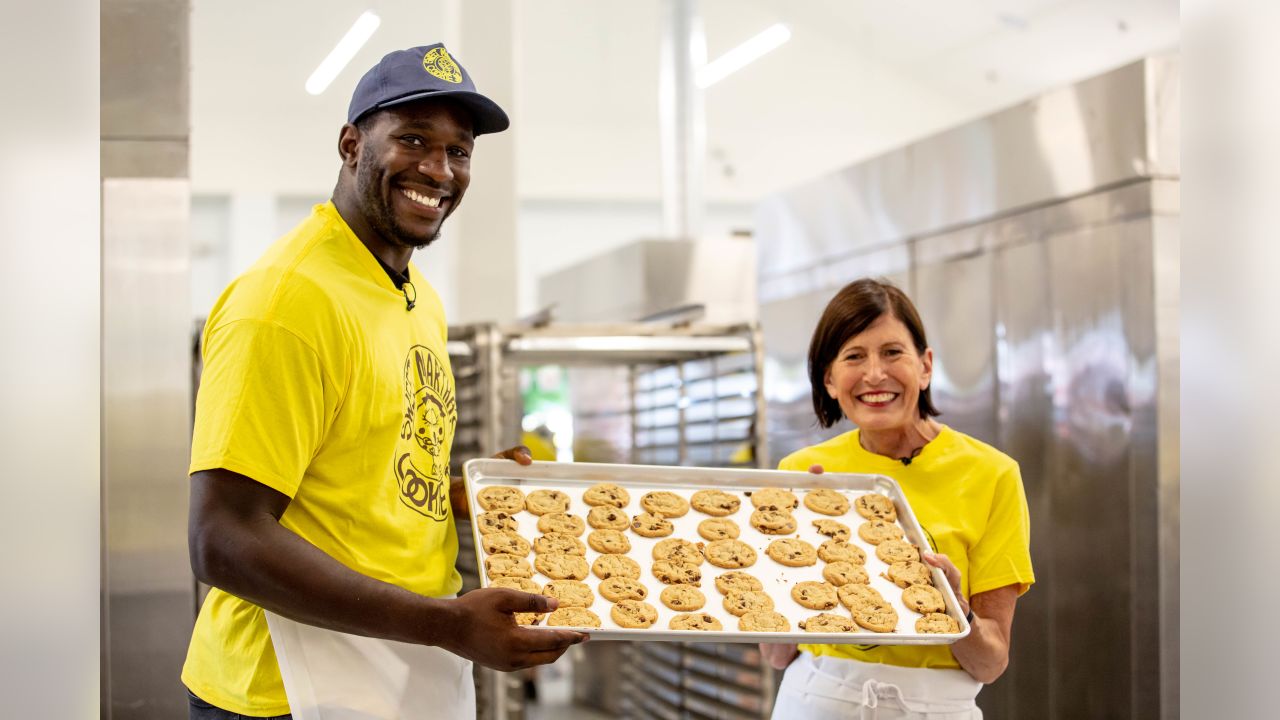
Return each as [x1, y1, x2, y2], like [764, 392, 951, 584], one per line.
[182, 202, 460, 716]
[779, 426, 1034, 669]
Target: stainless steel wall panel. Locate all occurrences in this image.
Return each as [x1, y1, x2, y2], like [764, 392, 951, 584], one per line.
[102, 178, 193, 719]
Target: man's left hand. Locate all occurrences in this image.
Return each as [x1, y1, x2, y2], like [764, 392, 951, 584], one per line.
[492, 445, 533, 465]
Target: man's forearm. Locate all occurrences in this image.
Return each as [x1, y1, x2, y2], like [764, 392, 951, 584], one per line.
[194, 513, 457, 648]
[451, 476, 470, 519]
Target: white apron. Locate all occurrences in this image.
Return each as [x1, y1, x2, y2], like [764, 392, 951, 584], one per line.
[771, 652, 982, 720]
[265, 598, 474, 720]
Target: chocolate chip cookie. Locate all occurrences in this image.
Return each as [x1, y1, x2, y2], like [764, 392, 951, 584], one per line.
[652, 538, 705, 566]
[587, 529, 631, 554]
[697, 518, 741, 541]
[476, 511, 518, 536]
[702, 539, 757, 569]
[765, 538, 818, 567]
[525, 489, 571, 516]
[611, 600, 658, 629]
[652, 560, 701, 585]
[659, 584, 706, 611]
[690, 489, 740, 517]
[803, 488, 850, 516]
[857, 518, 904, 545]
[485, 553, 532, 579]
[533, 532, 586, 556]
[902, 584, 946, 614]
[852, 602, 899, 633]
[854, 493, 897, 521]
[723, 589, 774, 617]
[837, 583, 886, 611]
[668, 613, 723, 631]
[798, 613, 855, 633]
[592, 554, 641, 580]
[534, 553, 589, 580]
[587, 505, 630, 530]
[547, 607, 601, 628]
[631, 512, 674, 538]
[583, 483, 630, 508]
[541, 580, 594, 608]
[536, 512, 585, 537]
[884, 560, 932, 588]
[738, 610, 791, 632]
[477, 486, 524, 513]
[750, 509, 797, 535]
[791, 581, 839, 610]
[822, 561, 869, 586]
[482, 532, 530, 557]
[875, 539, 920, 564]
[817, 540, 866, 565]
[599, 576, 649, 602]
[640, 491, 689, 518]
[915, 612, 961, 634]
[812, 519, 852, 543]
[749, 487, 798, 510]
[714, 571, 763, 595]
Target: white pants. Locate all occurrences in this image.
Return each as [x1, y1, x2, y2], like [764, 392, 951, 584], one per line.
[771, 652, 982, 720]
[265, 600, 474, 720]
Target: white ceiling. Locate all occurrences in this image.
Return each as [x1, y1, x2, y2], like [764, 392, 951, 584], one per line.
[190, 0, 1178, 202]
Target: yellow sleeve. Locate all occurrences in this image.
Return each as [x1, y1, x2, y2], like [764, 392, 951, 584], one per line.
[967, 461, 1035, 596]
[189, 318, 340, 498]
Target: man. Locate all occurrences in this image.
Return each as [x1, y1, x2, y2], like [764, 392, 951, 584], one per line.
[183, 44, 587, 719]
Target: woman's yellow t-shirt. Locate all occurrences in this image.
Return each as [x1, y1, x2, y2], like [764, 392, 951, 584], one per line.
[779, 426, 1034, 669]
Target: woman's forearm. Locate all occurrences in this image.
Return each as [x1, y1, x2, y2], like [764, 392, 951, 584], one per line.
[949, 586, 1017, 683]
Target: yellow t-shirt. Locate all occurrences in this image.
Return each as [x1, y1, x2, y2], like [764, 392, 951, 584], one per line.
[182, 202, 459, 716]
[779, 426, 1034, 669]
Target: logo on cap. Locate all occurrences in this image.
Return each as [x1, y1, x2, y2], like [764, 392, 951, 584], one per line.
[423, 47, 463, 84]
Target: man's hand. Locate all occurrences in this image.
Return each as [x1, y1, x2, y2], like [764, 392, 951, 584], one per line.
[493, 445, 533, 464]
[439, 588, 587, 671]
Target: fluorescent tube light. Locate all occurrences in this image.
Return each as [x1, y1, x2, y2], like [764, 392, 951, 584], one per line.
[306, 11, 382, 95]
[696, 23, 791, 89]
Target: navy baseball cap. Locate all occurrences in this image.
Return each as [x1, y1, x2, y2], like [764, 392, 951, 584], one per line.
[347, 43, 510, 135]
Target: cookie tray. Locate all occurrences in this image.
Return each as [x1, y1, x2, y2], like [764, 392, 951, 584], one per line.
[463, 459, 970, 645]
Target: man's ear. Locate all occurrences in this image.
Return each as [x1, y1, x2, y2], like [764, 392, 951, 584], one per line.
[338, 123, 361, 169]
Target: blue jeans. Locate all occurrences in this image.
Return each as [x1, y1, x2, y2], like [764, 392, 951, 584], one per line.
[188, 690, 292, 719]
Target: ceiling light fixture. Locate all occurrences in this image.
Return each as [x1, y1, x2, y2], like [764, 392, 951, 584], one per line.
[696, 23, 791, 89]
[306, 11, 382, 95]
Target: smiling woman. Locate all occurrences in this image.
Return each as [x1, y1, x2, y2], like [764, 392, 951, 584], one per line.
[761, 278, 1035, 720]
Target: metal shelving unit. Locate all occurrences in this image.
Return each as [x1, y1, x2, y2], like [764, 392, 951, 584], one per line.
[446, 321, 778, 720]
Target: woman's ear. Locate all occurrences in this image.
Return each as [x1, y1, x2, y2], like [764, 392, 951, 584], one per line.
[823, 367, 838, 399]
[920, 347, 934, 390]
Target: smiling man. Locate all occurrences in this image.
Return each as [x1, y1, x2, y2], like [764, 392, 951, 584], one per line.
[181, 45, 586, 719]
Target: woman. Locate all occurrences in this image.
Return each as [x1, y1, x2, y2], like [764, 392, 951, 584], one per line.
[762, 278, 1035, 720]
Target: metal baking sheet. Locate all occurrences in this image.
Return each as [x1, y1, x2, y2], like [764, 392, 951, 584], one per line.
[463, 459, 970, 644]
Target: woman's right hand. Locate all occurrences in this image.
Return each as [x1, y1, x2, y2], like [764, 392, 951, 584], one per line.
[759, 643, 799, 670]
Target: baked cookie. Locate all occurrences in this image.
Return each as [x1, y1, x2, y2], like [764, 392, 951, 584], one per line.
[749, 487, 798, 510]
[534, 553, 589, 581]
[640, 491, 689, 518]
[765, 538, 818, 567]
[902, 584, 946, 614]
[598, 576, 648, 602]
[838, 583, 887, 611]
[702, 539, 757, 569]
[485, 553, 532, 579]
[592, 554, 641, 580]
[875, 539, 920, 564]
[659, 584, 706, 612]
[714, 571, 763, 596]
[750, 509, 797, 536]
[611, 600, 658, 629]
[482, 532, 531, 557]
[690, 489, 740, 517]
[477, 486, 524, 513]
[587, 529, 632, 555]
[525, 489, 570, 516]
[541, 580, 594, 608]
[884, 560, 933, 588]
[822, 561, 869, 587]
[857, 518, 904, 545]
[669, 613, 723, 631]
[652, 560, 702, 585]
[652, 538, 705, 566]
[697, 518, 741, 541]
[546, 607, 601, 628]
[852, 602, 899, 633]
[537, 512, 585, 537]
[583, 483, 630, 508]
[587, 505, 630, 530]
[476, 512, 518, 536]
[803, 488, 850, 516]
[533, 532, 586, 556]
[631, 512, 674, 538]
[791, 581, 839, 610]
[738, 610, 791, 632]
[723, 590, 774, 617]
[818, 540, 866, 565]
[812, 519, 852, 543]
[799, 613, 855, 633]
[854, 493, 897, 521]
[915, 612, 961, 634]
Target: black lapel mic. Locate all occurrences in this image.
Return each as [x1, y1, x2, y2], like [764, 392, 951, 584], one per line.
[402, 281, 417, 311]
[899, 456, 912, 466]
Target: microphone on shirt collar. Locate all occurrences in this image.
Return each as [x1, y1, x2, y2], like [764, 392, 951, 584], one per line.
[402, 281, 416, 311]
[899, 456, 912, 466]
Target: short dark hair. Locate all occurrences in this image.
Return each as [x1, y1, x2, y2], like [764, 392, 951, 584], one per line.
[807, 277, 941, 428]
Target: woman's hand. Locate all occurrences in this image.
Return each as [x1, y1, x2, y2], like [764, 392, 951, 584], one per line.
[921, 552, 968, 616]
[758, 643, 799, 670]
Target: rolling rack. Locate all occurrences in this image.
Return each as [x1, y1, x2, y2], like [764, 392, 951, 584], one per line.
[447, 321, 778, 720]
